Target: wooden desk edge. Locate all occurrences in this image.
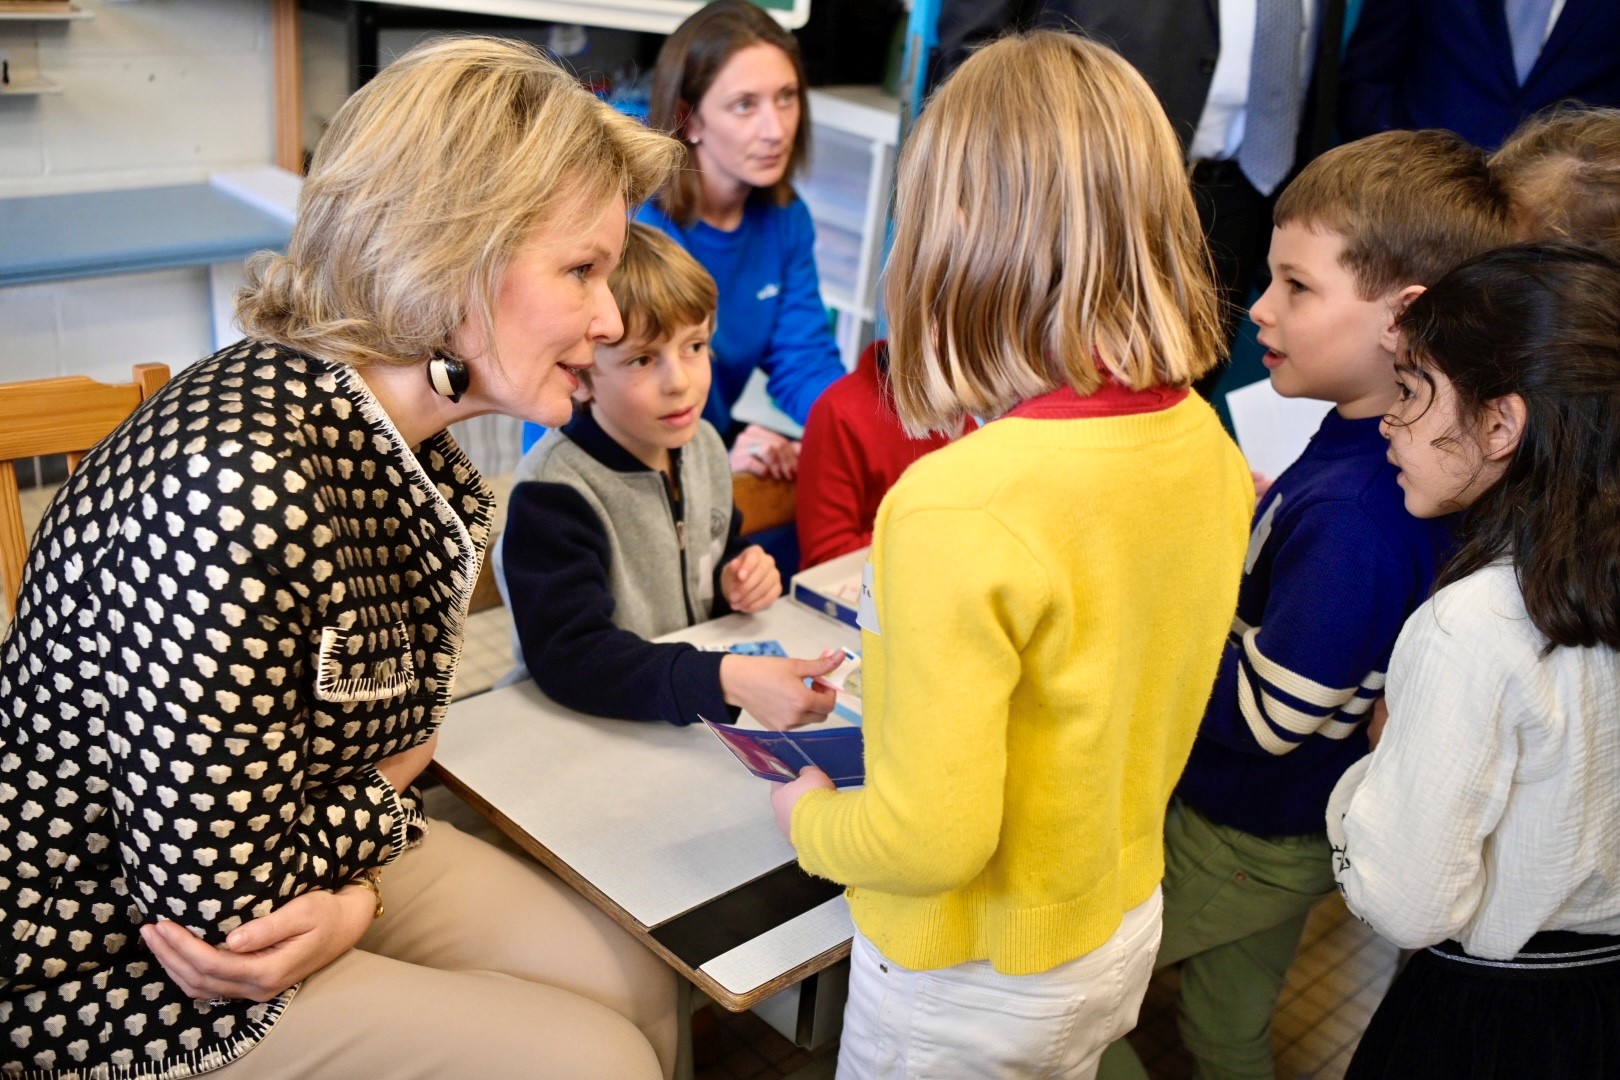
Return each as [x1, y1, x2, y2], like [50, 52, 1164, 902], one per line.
[430, 762, 850, 1012]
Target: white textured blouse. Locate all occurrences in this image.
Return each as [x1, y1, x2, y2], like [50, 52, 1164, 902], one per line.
[1327, 563, 1620, 960]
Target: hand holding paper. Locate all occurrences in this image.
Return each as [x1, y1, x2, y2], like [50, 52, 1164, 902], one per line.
[719, 652, 840, 730]
[702, 719, 862, 787]
[772, 766, 835, 843]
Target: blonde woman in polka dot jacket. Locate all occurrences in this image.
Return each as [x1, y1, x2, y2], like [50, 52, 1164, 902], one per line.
[0, 38, 685, 1080]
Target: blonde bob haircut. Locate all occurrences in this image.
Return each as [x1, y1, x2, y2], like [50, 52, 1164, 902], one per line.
[885, 31, 1222, 436]
[237, 36, 681, 370]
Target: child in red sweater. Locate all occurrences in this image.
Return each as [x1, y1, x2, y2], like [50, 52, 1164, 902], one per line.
[795, 341, 968, 567]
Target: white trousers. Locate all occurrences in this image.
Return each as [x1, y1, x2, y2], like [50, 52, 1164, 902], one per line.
[836, 889, 1163, 1079]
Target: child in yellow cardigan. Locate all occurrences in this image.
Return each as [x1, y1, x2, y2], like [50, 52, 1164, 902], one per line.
[768, 31, 1254, 1078]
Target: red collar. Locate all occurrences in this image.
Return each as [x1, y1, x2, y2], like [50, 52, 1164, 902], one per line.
[1004, 381, 1189, 420]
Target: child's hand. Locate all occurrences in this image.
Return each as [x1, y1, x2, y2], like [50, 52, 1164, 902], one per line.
[1366, 697, 1389, 750]
[721, 545, 782, 613]
[719, 652, 841, 731]
[771, 766, 836, 843]
[730, 425, 800, 480]
[1251, 471, 1274, 500]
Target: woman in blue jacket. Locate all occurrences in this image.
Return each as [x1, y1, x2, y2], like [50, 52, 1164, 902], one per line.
[640, 0, 845, 480]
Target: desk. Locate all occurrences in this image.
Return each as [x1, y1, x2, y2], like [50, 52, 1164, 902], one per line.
[431, 600, 860, 1013]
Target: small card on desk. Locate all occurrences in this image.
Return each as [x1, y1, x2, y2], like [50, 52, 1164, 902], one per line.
[701, 639, 789, 658]
[820, 647, 861, 695]
[790, 547, 869, 629]
[701, 717, 864, 787]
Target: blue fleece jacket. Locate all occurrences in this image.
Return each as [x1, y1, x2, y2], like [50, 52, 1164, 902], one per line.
[637, 195, 844, 433]
[1176, 410, 1455, 837]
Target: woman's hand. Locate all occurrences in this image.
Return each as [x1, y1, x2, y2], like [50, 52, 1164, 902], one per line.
[771, 766, 836, 843]
[719, 651, 841, 730]
[375, 730, 439, 793]
[721, 545, 782, 613]
[140, 884, 378, 1003]
[730, 425, 800, 480]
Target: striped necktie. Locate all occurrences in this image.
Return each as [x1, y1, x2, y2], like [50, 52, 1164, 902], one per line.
[1506, 0, 1555, 84]
[1238, 0, 1307, 196]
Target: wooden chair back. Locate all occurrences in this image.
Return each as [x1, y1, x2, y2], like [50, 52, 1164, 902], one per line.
[0, 363, 170, 621]
[731, 472, 797, 535]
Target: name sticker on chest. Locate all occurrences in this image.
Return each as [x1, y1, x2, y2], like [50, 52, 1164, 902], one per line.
[856, 560, 880, 636]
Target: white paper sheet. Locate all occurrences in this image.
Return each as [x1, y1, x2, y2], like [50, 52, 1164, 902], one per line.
[1225, 377, 1334, 481]
[729, 367, 805, 439]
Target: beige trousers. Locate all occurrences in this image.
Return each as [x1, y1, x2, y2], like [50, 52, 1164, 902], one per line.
[214, 819, 681, 1080]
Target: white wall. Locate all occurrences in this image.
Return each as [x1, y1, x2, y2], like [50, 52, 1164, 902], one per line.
[0, 0, 275, 384]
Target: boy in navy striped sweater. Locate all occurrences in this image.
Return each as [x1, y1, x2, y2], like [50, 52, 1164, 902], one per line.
[1100, 131, 1515, 1080]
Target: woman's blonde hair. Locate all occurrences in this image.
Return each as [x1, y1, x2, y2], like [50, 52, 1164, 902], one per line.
[237, 36, 681, 369]
[1491, 105, 1620, 255]
[885, 31, 1222, 435]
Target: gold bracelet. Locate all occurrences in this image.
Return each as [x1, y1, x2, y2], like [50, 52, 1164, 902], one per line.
[349, 867, 384, 920]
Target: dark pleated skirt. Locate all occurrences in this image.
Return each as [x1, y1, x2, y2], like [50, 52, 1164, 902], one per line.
[1347, 930, 1620, 1080]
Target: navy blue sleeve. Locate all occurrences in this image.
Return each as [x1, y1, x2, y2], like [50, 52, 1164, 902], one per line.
[501, 479, 729, 726]
[761, 200, 846, 426]
[1198, 500, 1416, 757]
[1338, 0, 1414, 139]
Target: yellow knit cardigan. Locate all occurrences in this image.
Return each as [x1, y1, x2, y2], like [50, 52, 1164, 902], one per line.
[792, 393, 1253, 974]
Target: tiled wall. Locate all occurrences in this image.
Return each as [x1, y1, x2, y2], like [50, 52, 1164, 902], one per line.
[0, 0, 275, 383]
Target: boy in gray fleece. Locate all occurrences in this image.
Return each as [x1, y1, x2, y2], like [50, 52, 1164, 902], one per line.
[497, 223, 839, 729]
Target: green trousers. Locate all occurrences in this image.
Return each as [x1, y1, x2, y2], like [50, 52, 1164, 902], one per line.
[1096, 800, 1336, 1080]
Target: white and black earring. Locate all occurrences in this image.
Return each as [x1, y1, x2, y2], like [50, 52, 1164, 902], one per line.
[427, 351, 470, 403]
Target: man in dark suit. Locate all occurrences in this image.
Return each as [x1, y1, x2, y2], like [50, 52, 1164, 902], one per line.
[932, 2, 1343, 394]
[1341, 0, 1620, 150]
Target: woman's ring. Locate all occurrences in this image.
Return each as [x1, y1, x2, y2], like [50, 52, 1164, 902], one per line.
[206, 997, 230, 1007]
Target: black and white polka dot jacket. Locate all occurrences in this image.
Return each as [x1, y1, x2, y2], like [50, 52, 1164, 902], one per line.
[0, 342, 495, 1077]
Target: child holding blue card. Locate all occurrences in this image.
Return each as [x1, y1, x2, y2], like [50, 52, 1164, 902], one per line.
[769, 33, 1253, 1077]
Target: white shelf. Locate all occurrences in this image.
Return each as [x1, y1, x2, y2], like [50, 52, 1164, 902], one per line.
[0, 73, 61, 94]
[800, 192, 865, 237]
[819, 286, 868, 319]
[801, 86, 900, 368]
[0, 6, 91, 20]
[0, 5, 90, 101]
[808, 86, 901, 146]
[368, 0, 807, 34]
